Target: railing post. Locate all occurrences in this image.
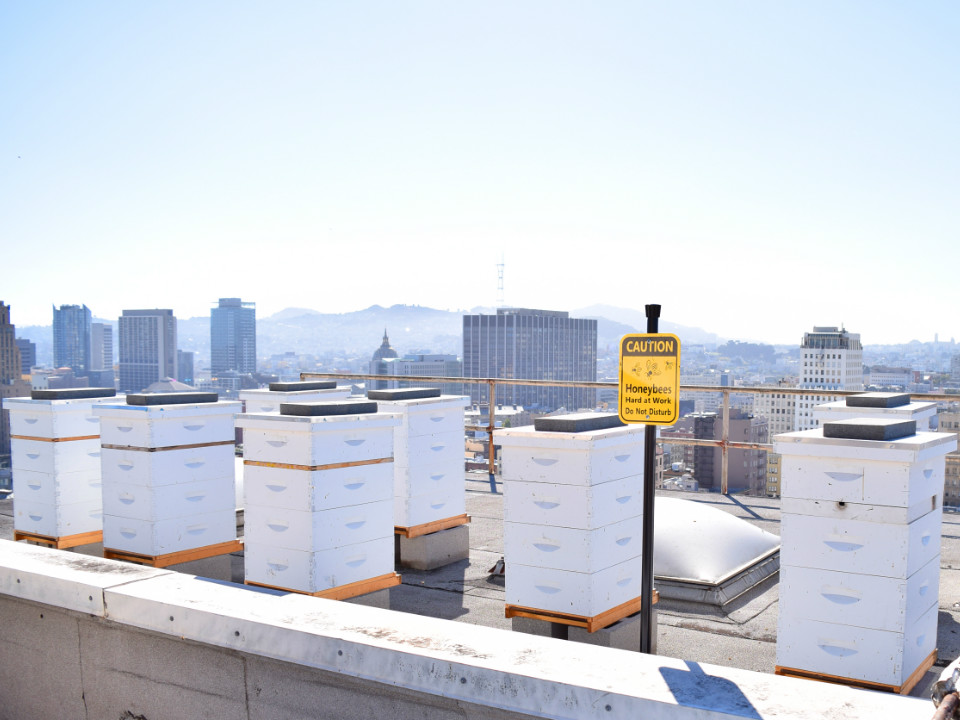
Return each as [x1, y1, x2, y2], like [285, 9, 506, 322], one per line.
[721, 389, 730, 495]
[488, 380, 497, 489]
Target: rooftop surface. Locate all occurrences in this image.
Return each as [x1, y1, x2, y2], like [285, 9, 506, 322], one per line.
[2, 477, 958, 704]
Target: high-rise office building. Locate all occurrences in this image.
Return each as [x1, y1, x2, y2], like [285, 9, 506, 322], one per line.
[53, 304, 91, 373]
[211, 298, 256, 375]
[118, 310, 177, 393]
[462, 308, 597, 412]
[796, 326, 863, 431]
[177, 350, 195, 386]
[1, 303, 22, 384]
[87, 322, 115, 387]
[15, 338, 36, 374]
[1, 302, 31, 458]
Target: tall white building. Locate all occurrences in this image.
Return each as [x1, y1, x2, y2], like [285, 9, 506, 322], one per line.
[118, 309, 177, 393]
[795, 326, 863, 431]
[753, 382, 798, 436]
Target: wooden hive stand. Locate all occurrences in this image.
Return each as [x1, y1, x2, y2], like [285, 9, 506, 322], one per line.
[246, 572, 401, 601]
[505, 591, 660, 634]
[103, 539, 243, 568]
[775, 648, 937, 696]
[15, 529, 103, 550]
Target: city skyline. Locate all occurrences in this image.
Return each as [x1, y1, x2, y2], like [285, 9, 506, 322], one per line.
[2, 3, 958, 344]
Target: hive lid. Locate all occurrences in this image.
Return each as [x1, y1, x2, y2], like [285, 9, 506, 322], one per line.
[845, 392, 911, 409]
[268, 381, 337, 391]
[823, 418, 916, 441]
[30, 388, 116, 400]
[534, 413, 626, 433]
[127, 392, 219, 406]
[280, 401, 378, 416]
[367, 388, 441, 401]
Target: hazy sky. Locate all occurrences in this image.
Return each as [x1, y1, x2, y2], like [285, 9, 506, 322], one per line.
[2, 2, 958, 344]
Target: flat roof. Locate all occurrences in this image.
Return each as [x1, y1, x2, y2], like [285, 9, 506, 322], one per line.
[2, 479, 957, 701]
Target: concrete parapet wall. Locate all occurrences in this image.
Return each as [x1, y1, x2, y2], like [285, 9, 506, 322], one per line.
[0, 539, 935, 720]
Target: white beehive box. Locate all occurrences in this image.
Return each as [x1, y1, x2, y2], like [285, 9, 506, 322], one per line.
[780, 509, 940, 579]
[95, 394, 240, 556]
[775, 417, 955, 689]
[13, 468, 102, 507]
[505, 556, 642, 617]
[239, 382, 351, 414]
[368, 391, 468, 440]
[779, 558, 939, 634]
[781, 496, 939, 526]
[238, 409, 398, 466]
[813, 393, 936, 432]
[4, 389, 119, 541]
[775, 430, 955, 508]
[102, 475, 236, 522]
[504, 515, 641, 573]
[12, 437, 102, 476]
[394, 485, 465, 527]
[5, 391, 117, 439]
[496, 420, 646, 486]
[393, 455, 464, 498]
[244, 536, 395, 592]
[95, 397, 241, 448]
[14, 498, 102, 537]
[777, 602, 938, 688]
[503, 475, 642, 530]
[243, 462, 393, 512]
[99, 444, 237, 487]
[243, 499, 394, 551]
[368, 389, 469, 529]
[102, 510, 237, 556]
[497, 413, 646, 618]
[240, 401, 401, 593]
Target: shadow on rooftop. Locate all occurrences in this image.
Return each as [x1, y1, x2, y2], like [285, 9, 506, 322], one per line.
[659, 661, 762, 719]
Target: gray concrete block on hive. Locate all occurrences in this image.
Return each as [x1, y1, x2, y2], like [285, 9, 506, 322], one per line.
[280, 400, 378, 416]
[569, 611, 653, 653]
[31, 387, 116, 400]
[823, 418, 916, 441]
[397, 524, 469, 570]
[367, 388, 442, 400]
[534, 412, 625, 433]
[268, 380, 337, 391]
[845, 392, 911, 408]
[126, 392, 219, 405]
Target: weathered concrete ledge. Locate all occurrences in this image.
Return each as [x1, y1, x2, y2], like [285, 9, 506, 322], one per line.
[0, 539, 934, 719]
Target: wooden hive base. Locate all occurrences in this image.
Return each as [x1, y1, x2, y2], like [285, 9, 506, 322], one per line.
[775, 648, 937, 695]
[395, 513, 470, 539]
[246, 572, 401, 601]
[505, 590, 660, 634]
[15, 529, 103, 550]
[103, 539, 243, 568]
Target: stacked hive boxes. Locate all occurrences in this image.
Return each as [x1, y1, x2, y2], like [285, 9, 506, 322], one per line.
[239, 380, 351, 414]
[775, 417, 956, 690]
[813, 392, 937, 431]
[95, 393, 241, 559]
[367, 388, 469, 532]
[238, 381, 352, 508]
[237, 400, 400, 595]
[5, 388, 117, 544]
[495, 413, 646, 621]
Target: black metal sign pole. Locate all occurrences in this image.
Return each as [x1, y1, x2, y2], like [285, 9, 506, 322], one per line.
[640, 303, 660, 654]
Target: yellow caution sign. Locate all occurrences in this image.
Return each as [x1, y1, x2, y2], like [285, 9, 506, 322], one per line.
[619, 333, 681, 425]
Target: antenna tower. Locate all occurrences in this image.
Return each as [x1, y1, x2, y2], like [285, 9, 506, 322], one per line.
[496, 255, 505, 307]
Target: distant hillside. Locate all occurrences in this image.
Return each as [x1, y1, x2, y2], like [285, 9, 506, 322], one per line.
[574, 304, 723, 346]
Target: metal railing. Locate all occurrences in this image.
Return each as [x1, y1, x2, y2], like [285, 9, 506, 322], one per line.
[301, 372, 960, 494]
